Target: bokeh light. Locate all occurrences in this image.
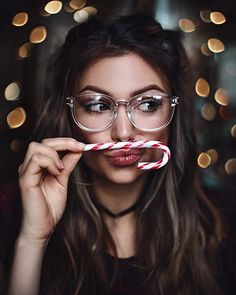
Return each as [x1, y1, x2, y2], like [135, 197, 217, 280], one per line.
[225, 159, 236, 175]
[195, 78, 210, 97]
[10, 139, 23, 153]
[231, 124, 236, 138]
[69, 0, 86, 10]
[214, 88, 229, 106]
[29, 26, 47, 43]
[4, 82, 21, 101]
[64, 2, 76, 12]
[201, 103, 216, 121]
[73, 9, 89, 23]
[17, 42, 33, 59]
[219, 106, 230, 120]
[208, 38, 225, 53]
[200, 43, 212, 56]
[210, 11, 226, 25]
[44, 1, 62, 14]
[40, 9, 50, 17]
[83, 6, 97, 16]
[200, 10, 211, 23]
[178, 18, 196, 33]
[7, 107, 26, 129]
[206, 149, 218, 164]
[197, 152, 211, 168]
[12, 12, 28, 27]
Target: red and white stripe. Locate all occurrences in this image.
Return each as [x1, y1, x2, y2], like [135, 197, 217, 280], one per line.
[83, 140, 170, 170]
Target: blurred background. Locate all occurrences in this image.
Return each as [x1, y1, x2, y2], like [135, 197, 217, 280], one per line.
[0, 0, 235, 225]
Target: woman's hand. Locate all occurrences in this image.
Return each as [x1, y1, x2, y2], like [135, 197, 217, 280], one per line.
[18, 137, 84, 243]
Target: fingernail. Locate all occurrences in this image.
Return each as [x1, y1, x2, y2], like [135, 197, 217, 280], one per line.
[58, 161, 64, 169]
[76, 142, 84, 149]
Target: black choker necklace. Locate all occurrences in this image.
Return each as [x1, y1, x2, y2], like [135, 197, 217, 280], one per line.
[95, 199, 141, 219]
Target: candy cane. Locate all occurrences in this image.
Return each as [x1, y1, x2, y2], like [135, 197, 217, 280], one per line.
[83, 140, 170, 170]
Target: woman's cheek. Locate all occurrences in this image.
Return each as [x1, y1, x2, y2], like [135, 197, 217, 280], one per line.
[74, 128, 112, 145]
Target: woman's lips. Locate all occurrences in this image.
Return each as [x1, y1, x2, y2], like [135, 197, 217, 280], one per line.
[105, 149, 143, 167]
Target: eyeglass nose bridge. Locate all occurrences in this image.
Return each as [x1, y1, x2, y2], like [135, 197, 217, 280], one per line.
[115, 99, 130, 107]
[113, 99, 133, 122]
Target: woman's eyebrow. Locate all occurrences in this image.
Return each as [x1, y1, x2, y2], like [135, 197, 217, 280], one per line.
[130, 84, 165, 96]
[79, 85, 111, 96]
[79, 84, 165, 96]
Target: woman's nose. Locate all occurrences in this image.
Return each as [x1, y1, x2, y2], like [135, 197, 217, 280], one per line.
[111, 105, 135, 142]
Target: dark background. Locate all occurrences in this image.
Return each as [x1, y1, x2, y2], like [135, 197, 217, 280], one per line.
[0, 1, 235, 227]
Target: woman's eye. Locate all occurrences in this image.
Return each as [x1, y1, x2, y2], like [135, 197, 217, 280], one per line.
[136, 98, 162, 112]
[84, 101, 111, 113]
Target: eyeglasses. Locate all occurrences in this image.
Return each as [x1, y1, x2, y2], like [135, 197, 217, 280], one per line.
[66, 92, 179, 132]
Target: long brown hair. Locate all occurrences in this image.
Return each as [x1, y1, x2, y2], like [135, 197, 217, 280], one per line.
[34, 14, 224, 294]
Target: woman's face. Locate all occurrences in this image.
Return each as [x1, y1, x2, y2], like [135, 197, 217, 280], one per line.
[73, 53, 170, 185]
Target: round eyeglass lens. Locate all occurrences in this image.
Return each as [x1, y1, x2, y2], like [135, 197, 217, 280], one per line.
[74, 94, 115, 130]
[130, 95, 173, 130]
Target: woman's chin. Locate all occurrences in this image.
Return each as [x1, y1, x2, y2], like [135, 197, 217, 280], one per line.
[82, 155, 149, 185]
[96, 166, 147, 185]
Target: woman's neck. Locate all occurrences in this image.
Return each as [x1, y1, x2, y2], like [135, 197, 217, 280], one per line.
[90, 173, 147, 258]
[91, 173, 147, 214]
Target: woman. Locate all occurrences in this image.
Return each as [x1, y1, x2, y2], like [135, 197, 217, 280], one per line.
[7, 13, 228, 295]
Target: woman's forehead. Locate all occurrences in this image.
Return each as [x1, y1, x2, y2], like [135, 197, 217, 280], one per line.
[75, 53, 170, 96]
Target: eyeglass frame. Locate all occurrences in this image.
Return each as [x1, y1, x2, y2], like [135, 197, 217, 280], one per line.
[66, 92, 180, 132]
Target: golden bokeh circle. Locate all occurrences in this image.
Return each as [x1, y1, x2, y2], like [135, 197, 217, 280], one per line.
[7, 107, 26, 129]
[201, 103, 216, 121]
[225, 159, 236, 175]
[197, 152, 211, 168]
[214, 88, 229, 106]
[69, 0, 86, 10]
[17, 42, 33, 59]
[44, 1, 63, 14]
[210, 11, 226, 25]
[231, 124, 236, 138]
[195, 78, 210, 97]
[206, 149, 218, 164]
[178, 18, 196, 33]
[30, 26, 47, 44]
[208, 38, 225, 53]
[4, 82, 21, 101]
[12, 12, 28, 27]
